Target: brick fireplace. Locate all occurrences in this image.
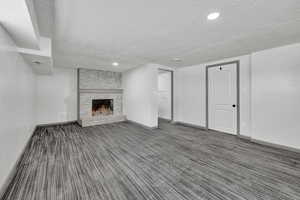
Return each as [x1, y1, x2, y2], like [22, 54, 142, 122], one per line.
[78, 69, 126, 127]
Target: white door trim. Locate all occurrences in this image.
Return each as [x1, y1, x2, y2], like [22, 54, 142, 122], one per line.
[206, 60, 240, 135]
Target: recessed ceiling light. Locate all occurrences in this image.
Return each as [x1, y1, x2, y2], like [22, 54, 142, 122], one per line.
[172, 58, 182, 62]
[112, 62, 119, 66]
[207, 12, 220, 20]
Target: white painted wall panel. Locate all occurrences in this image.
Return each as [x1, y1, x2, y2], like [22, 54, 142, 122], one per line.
[36, 68, 77, 124]
[123, 64, 158, 128]
[251, 43, 300, 149]
[175, 66, 205, 126]
[0, 25, 36, 190]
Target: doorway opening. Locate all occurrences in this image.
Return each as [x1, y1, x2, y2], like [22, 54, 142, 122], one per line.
[206, 61, 240, 135]
[158, 69, 174, 124]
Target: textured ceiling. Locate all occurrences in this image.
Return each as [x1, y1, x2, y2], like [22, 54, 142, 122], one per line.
[34, 0, 54, 38]
[49, 0, 300, 71]
[0, 0, 40, 49]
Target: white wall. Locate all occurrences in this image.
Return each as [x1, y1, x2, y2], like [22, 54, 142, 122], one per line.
[123, 64, 158, 128]
[36, 67, 77, 124]
[175, 55, 252, 137]
[251, 43, 300, 149]
[0, 25, 36, 190]
[175, 43, 300, 149]
[158, 72, 171, 120]
[175, 65, 205, 126]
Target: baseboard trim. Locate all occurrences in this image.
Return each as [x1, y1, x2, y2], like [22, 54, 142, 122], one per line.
[238, 135, 251, 141]
[158, 117, 172, 122]
[127, 120, 158, 130]
[172, 121, 300, 153]
[37, 120, 78, 127]
[172, 121, 207, 130]
[0, 125, 37, 199]
[251, 138, 300, 154]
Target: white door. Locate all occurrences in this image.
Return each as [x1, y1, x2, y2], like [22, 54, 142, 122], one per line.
[158, 71, 172, 120]
[208, 63, 237, 135]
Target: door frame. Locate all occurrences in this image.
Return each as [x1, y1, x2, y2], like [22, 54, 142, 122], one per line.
[158, 68, 174, 122]
[205, 60, 240, 135]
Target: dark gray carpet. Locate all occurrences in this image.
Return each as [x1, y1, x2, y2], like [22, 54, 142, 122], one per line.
[1, 120, 300, 200]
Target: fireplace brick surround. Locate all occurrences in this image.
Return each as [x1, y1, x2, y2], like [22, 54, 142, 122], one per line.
[78, 69, 126, 127]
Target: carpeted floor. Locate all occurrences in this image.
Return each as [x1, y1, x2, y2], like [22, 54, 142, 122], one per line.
[1, 120, 300, 200]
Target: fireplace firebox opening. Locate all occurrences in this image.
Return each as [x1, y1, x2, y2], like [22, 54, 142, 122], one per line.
[92, 99, 113, 116]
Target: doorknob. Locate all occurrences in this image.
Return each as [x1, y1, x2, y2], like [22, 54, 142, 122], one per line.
[232, 104, 236, 108]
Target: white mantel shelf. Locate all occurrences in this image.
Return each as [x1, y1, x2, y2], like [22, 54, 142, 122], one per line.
[79, 89, 123, 94]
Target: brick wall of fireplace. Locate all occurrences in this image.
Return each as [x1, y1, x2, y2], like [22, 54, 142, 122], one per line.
[78, 69, 126, 127]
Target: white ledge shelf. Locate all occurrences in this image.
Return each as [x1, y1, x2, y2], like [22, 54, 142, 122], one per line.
[79, 89, 123, 94]
[78, 115, 126, 127]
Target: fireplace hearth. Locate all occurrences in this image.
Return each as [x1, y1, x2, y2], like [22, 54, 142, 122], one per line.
[92, 99, 113, 116]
